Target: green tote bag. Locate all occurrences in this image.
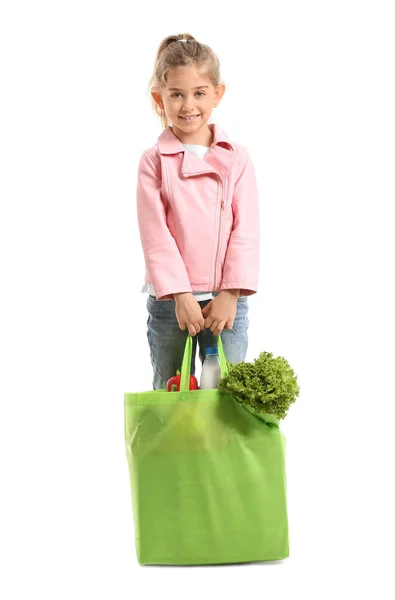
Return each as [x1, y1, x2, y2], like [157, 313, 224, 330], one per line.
[124, 334, 289, 565]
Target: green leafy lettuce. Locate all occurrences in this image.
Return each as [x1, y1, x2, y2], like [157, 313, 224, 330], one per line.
[218, 352, 300, 419]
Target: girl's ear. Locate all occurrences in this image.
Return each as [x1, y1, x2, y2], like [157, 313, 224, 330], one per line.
[151, 90, 164, 110]
[215, 83, 226, 105]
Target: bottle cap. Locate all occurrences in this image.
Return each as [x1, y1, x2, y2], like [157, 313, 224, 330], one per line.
[205, 346, 218, 355]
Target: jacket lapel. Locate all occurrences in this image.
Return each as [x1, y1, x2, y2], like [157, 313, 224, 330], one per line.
[157, 123, 238, 180]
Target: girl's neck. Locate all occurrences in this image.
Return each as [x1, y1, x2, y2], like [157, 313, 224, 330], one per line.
[170, 123, 214, 147]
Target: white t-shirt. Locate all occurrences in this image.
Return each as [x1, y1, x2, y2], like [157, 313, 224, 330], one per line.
[141, 143, 214, 302]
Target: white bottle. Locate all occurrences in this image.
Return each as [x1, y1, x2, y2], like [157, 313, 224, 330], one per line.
[200, 346, 222, 389]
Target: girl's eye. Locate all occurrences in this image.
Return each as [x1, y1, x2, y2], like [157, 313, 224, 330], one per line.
[170, 91, 205, 98]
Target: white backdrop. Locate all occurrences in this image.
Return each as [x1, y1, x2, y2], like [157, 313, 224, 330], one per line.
[1, 1, 394, 598]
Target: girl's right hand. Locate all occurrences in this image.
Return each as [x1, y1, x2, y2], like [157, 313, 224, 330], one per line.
[174, 293, 206, 337]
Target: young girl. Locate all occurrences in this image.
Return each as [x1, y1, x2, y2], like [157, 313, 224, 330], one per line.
[137, 33, 260, 390]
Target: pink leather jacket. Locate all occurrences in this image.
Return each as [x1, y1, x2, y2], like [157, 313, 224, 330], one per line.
[137, 123, 260, 301]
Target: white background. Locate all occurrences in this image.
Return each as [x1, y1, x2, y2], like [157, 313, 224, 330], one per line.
[1, 1, 394, 598]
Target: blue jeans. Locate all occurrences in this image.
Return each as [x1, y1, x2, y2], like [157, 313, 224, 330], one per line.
[146, 293, 250, 390]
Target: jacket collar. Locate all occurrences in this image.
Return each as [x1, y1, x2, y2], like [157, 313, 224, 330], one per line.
[157, 123, 237, 180]
[157, 123, 234, 154]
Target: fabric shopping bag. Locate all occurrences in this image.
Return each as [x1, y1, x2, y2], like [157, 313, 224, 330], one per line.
[124, 334, 289, 565]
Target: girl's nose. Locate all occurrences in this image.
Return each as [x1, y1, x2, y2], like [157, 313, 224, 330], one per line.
[182, 99, 196, 110]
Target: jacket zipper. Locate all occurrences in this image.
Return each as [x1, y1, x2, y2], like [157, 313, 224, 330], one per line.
[184, 164, 227, 291]
[213, 178, 226, 290]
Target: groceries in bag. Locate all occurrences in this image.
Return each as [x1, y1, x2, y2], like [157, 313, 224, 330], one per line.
[166, 368, 198, 392]
[200, 346, 221, 389]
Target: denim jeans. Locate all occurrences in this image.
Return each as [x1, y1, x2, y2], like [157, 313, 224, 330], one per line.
[146, 292, 249, 390]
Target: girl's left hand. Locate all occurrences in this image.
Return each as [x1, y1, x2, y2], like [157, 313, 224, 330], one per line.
[201, 291, 238, 336]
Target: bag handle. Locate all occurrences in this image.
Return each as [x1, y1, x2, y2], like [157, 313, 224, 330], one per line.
[180, 334, 228, 392]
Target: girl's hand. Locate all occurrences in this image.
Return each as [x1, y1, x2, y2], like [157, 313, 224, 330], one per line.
[175, 293, 206, 337]
[202, 291, 239, 336]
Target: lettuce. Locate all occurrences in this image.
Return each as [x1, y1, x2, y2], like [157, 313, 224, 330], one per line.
[218, 352, 300, 419]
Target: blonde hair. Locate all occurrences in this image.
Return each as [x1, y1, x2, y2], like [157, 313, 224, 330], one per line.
[147, 33, 223, 130]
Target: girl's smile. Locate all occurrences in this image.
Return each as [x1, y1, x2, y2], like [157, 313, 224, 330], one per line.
[179, 114, 201, 121]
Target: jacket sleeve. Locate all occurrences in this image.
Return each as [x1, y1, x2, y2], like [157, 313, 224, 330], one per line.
[137, 150, 193, 300]
[220, 148, 260, 296]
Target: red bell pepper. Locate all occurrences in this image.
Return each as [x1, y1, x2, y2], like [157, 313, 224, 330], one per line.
[166, 369, 199, 392]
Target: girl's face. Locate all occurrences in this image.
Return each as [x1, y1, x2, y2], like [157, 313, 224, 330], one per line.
[153, 66, 225, 142]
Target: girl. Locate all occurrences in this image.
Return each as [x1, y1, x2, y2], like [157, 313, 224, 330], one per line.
[137, 33, 260, 390]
